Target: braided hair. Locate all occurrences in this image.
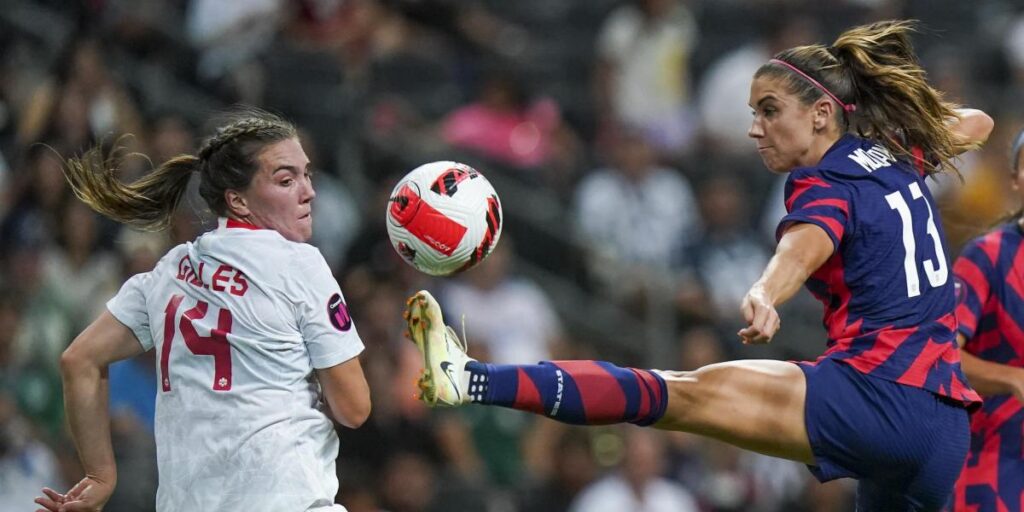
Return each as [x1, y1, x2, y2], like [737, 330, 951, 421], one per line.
[61, 107, 296, 231]
[195, 110, 297, 218]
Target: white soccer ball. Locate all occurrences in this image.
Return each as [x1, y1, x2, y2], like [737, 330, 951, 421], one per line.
[386, 161, 503, 276]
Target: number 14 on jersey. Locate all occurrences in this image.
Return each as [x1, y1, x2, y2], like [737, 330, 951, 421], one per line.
[161, 294, 235, 392]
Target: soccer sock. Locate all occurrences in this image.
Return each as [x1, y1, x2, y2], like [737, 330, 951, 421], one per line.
[464, 360, 668, 426]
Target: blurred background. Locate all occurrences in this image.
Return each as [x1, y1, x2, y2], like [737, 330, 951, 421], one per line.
[1, 0, 1023, 510]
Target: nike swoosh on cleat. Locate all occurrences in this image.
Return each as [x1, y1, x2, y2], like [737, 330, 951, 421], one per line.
[439, 361, 461, 401]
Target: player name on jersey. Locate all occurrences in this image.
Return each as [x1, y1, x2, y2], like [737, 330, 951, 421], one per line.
[175, 255, 249, 296]
[848, 144, 897, 173]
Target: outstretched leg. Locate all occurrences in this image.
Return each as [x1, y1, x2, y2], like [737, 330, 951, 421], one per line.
[655, 361, 813, 463]
[405, 290, 814, 465]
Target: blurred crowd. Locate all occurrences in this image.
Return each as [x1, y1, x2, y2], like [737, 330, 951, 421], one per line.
[3, 0, 1024, 510]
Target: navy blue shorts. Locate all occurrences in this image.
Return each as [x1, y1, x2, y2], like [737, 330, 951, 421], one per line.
[799, 358, 970, 511]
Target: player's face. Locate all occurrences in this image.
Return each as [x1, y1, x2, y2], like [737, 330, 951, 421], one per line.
[242, 137, 315, 242]
[747, 75, 818, 173]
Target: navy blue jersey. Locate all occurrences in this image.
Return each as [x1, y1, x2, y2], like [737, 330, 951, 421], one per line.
[777, 134, 980, 405]
[953, 223, 1024, 511]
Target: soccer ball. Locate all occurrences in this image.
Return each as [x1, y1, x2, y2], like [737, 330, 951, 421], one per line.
[386, 161, 503, 276]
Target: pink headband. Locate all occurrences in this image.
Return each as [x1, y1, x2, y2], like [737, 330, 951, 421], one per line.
[769, 58, 856, 113]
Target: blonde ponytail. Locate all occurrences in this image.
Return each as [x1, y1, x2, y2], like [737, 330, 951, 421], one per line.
[62, 135, 197, 231]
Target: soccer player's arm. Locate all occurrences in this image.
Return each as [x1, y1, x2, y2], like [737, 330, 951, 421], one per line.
[316, 358, 371, 429]
[739, 223, 834, 344]
[950, 108, 994, 152]
[39, 311, 146, 511]
[294, 247, 370, 429]
[740, 171, 846, 344]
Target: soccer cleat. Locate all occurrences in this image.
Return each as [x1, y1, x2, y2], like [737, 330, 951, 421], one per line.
[405, 290, 474, 407]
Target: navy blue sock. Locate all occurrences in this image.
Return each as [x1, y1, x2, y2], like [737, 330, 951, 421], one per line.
[464, 360, 667, 426]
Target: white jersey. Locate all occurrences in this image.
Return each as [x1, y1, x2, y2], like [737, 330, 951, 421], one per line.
[107, 218, 363, 512]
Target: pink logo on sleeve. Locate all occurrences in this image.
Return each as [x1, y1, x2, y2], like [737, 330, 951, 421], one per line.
[327, 293, 352, 332]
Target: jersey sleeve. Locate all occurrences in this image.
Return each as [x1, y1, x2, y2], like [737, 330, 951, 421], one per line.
[106, 272, 155, 351]
[289, 246, 364, 369]
[953, 234, 998, 340]
[776, 169, 852, 250]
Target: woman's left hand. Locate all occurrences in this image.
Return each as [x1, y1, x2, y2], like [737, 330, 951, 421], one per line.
[738, 286, 781, 344]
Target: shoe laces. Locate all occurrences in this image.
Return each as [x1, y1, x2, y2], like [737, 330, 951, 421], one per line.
[443, 317, 469, 353]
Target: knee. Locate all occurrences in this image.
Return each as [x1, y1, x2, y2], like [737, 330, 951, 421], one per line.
[658, 368, 716, 426]
[660, 365, 757, 429]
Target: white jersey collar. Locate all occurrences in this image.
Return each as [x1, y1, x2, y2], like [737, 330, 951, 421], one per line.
[218, 217, 264, 231]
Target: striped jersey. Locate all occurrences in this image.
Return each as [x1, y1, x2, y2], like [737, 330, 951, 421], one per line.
[778, 134, 980, 405]
[952, 223, 1024, 511]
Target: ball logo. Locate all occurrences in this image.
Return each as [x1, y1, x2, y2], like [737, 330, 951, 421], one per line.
[423, 234, 453, 253]
[388, 182, 422, 227]
[327, 293, 352, 332]
[430, 166, 479, 197]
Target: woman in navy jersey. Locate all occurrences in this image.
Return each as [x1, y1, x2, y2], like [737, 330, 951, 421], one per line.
[951, 129, 1024, 512]
[404, 20, 992, 511]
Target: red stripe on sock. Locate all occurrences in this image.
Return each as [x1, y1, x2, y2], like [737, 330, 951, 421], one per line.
[514, 368, 546, 414]
[554, 361, 627, 423]
[644, 370, 664, 405]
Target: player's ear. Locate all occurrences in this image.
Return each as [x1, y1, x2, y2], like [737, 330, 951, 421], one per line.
[225, 189, 250, 217]
[813, 98, 833, 131]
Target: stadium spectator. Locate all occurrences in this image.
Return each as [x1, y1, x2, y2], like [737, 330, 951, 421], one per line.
[35, 108, 370, 511]
[2, 145, 70, 249]
[675, 173, 771, 328]
[518, 429, 598, 512]
[950, 126, 1024, 511]
[0, 393, 63, 511]
[574, 124, 699, 302]
[186, 0, 285, 102]
[441, 70, 568, 170]
[378, 450, 488, 512]
[0, 289, 61, 439]
[1004, 11, 1024, 103]
[2, 220, 74, 380]
[594, 0, 699, 157]
[146, 113, 197, 168]
[405, 20, 993, 511]
[17, 37, 143, 149]
[569, 427, 699, 512]
[43, 200, 120, 333]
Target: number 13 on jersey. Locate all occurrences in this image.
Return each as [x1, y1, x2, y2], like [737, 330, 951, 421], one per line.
[885, 182, 949, 298]
[161, 294, 235, 391]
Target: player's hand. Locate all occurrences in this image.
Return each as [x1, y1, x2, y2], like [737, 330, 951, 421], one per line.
[738, 286, 780, 344]
[34, 477, 113, 512]
[34, 487, 65, 512]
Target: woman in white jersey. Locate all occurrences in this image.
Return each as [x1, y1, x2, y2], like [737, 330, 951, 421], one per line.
[34, 108, 371, 512]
